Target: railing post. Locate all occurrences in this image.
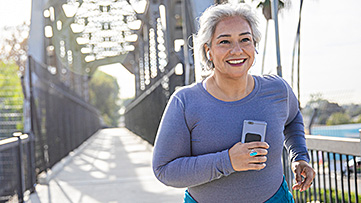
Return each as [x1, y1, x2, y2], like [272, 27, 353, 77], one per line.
[14, 132, 24, 203]
[28, 131, 36, 193]
[359, 129, 361, 155]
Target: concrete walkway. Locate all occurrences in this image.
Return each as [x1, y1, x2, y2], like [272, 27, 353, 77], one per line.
[25, 128, 184, 203]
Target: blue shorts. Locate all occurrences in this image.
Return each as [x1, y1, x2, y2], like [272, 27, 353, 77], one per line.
[183, 176, 294, 203]
[264, 176, 294, 203]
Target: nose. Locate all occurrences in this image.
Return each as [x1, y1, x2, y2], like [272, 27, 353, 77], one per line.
[230, 42, 244, 55]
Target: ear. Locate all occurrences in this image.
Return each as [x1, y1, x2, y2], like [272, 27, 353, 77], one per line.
[204, 44, 211, 60]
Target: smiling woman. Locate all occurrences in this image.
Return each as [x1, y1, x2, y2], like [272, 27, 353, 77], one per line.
[152, 3, 315, 203]
[204, 16, 256, 101]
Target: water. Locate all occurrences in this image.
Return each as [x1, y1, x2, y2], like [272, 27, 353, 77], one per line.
[310, 123, 361, 163]
[311, 123, 361, 138]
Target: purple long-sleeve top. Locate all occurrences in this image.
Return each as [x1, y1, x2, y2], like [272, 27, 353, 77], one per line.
[152, 75, 310, 202]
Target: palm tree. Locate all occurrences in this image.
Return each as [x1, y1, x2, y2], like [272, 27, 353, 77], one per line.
[254, 0, 285, 74]
[291, 0, 304, 106]
[253, 0, 304, 105]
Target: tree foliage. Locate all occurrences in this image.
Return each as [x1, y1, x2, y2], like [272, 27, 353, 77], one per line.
[89, 70, 121, 127]
[255, 0, 286, 20]
[0, 61, 24, 137]
[0, 22, 29, 76]
[326, 112, 350, 125]
[0, 22, 28, 137]
[302, 93, 361, 126]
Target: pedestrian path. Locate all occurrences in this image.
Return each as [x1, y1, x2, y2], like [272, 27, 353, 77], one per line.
[25, 128, 184, 203]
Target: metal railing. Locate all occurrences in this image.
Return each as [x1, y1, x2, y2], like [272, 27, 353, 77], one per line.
[0, 57, 102, 202]
[0, 133, 35, 203]
[124, 55, 185, 144]
[283, 133, 361, 203]
[27, 56, 102, 173]
[123, 0, 196, 145]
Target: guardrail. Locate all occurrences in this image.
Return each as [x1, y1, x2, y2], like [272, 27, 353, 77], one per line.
[283, 132, 361, 203]
[0, 133, 35, 203]
[0, 56, 102, 202]
[124, 62, 184, 144]
[27, 56, 102, 173]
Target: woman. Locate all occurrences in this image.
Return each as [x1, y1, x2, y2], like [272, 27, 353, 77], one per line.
[152, 3, 315, 203]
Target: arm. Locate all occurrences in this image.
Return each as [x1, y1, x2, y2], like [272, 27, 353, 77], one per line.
[282, 78, 309, 163]
[152, 94, 235, 188]
[282, 81, 315, 191]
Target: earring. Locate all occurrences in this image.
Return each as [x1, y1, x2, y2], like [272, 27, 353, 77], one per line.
[206, 51, 211, 60]
[255, 49, 259, 54]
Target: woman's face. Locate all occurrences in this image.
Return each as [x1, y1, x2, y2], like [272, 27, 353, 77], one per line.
[206, 16, 255, 79]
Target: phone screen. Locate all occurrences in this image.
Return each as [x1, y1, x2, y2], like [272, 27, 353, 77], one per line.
[245, 133, 262, 143]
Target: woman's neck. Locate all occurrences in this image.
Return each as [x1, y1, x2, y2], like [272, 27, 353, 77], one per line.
[206, 73, 254, 102]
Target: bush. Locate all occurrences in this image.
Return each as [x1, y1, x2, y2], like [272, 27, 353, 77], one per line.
[326, 112, 351, 125]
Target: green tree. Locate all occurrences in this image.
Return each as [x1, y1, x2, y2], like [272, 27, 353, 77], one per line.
[355, 116, 361, 124]
[345, 104, 361, 118]
[0, 61, 24, 138]
[302, 93, 345, 125]
[326, 112, 351, 125]
[0, 22, 28, 138]
[89, 70, 121, 127]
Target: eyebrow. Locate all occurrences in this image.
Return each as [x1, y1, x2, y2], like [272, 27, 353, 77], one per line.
[216, 32, 252, 39]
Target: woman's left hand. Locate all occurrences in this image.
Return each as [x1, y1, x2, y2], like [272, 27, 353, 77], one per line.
[291, 160, 315, 192]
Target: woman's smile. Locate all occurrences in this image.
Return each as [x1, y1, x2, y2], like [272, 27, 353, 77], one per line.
[227, 58, 247, 66]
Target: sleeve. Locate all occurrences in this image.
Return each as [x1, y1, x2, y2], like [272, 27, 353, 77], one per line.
[152, 94, 235, 188]
[282, 80, 310, 163]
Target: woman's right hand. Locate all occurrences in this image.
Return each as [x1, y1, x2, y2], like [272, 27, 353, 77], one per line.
[228, 142, 269, 171]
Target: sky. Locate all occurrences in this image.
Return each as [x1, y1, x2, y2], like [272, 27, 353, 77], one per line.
[246, 0, 361, 106]
[1, 0, 360, 105]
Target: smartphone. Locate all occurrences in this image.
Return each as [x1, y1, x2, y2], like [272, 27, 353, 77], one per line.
[241, 120, 267, 143]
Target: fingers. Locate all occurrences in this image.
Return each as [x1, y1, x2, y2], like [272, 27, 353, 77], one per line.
[292, 174, 313, 191]
[246, 142, 269, 149]
[300, 167, 316, 191]
[229, 142, 268, 171]
[249, 155, 267, 163]
[249, 148, 268, 156]
[291, 161, 316, 192]
[248, 163, 267, 170]
[247, 148, 267, 166]
[293, 165, 303, 187]
[292, 161, 304, 191]
[249, 149, 258, 156]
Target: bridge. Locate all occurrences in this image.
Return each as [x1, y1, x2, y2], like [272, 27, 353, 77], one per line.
[0, 0, 360, 202]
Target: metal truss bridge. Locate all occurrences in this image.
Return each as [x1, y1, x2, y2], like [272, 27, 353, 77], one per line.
[0, 0, 360, 202]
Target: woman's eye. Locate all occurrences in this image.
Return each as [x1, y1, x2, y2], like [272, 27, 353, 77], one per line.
[241, 38, 251, 43]
[219, 40, 230, 44]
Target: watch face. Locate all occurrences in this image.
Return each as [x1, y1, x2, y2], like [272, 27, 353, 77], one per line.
[245, 133, 261, 143]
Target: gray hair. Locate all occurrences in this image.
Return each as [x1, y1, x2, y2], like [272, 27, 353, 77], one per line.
[195, 3, 261, 69]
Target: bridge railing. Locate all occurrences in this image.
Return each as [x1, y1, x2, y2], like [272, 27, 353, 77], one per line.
[283, 133, 361, 203]
[124, 0, 197, 144]
[124, 53, 185, 144]
[0, 56, 102, 202]
[27, 56, 102, 173]
[0, 133, 35, 203]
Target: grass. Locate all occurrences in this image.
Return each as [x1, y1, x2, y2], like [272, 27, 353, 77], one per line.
[293, 188, 361, 203]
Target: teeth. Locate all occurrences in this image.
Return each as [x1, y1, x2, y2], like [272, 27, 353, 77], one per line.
[228, 59, 245, 64]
